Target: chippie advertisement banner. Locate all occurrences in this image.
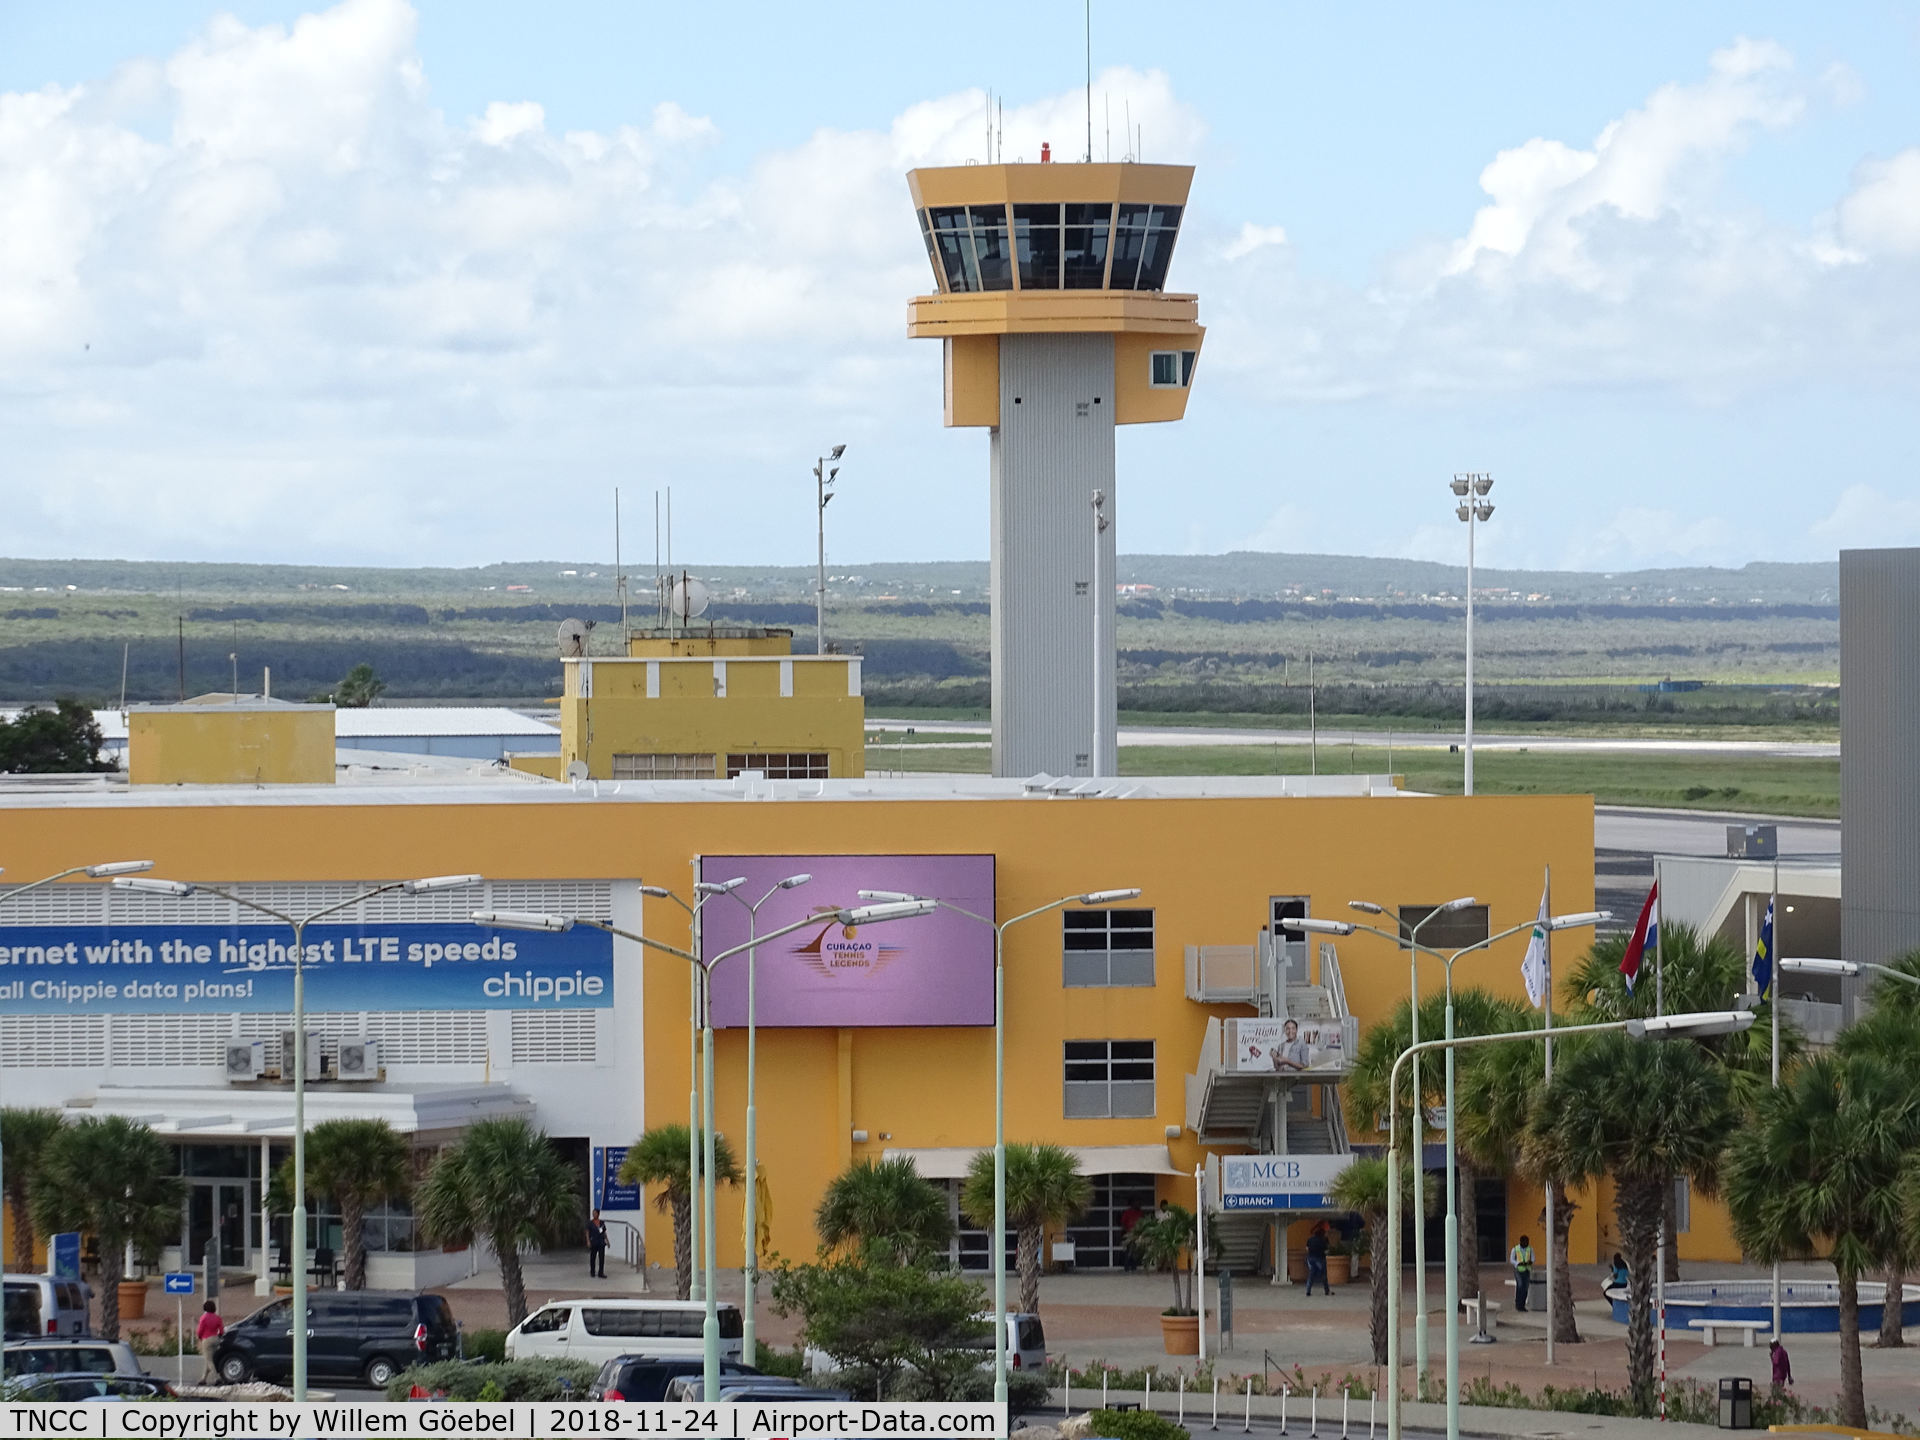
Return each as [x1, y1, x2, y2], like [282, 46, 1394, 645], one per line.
[700, 854, 995, 1028]
[0, 923, 613, 1014]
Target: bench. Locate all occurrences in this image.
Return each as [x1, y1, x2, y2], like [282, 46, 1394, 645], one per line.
[1461, 1297, 1501, 1330]
[1687, 1319, 1769, 1347]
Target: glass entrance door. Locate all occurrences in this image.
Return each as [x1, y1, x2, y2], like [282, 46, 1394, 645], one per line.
[188, 1183, 249, 1269]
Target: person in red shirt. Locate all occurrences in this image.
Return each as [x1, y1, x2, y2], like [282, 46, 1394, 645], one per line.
[196, 1301, 226, 1383]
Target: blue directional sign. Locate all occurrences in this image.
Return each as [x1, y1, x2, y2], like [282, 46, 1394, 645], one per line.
[163, 1272, 195, 1296]
[49, 1233, 80, 1281]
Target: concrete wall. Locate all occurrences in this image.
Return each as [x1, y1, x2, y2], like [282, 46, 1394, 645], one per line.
[990, 332, 1117, 777]
[1841, 549, 1920, 1013]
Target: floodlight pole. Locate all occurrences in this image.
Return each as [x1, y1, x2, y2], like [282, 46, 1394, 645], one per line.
[815, 445, 845, 655]
[1451, 474, 1493, 797]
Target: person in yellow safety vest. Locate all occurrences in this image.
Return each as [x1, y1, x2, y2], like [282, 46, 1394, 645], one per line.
[1509, 1234, 1536, 1312]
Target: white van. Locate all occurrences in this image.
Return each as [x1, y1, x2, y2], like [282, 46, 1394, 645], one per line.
[504, 1299, 744, 1366]
[3, 1277, 91, 1340]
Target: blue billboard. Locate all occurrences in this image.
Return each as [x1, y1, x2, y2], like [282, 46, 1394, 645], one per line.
[0, 922, 612, 1014]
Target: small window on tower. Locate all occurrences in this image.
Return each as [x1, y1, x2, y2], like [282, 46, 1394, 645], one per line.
[1149, 352, 1180, 387]
[1181, 351, 1197, 386]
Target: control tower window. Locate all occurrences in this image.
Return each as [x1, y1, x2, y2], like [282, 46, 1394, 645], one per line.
[916, 209, 943, 289]
[1111, 204, 1183, 290]
[1062, 203, 1113, 288]
[1149, 350, 1197, 388]
[1013, 203, 1064, 289]
[924, 206, 1013, 292]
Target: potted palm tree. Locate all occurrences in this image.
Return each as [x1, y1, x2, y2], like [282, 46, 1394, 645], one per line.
[617, 1124, 740, 1301]
[1127, 1203, 1211, 1354]
[29, 1116, 184, 1338]
[1325, 1236, 1352, 1287]
[414, 1116, 585, 1328]
[959, 1143, 1091, 1315]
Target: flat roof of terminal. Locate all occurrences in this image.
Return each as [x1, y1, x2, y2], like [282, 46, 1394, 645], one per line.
[0, 765, 1410, 809]
[0, 705, 561, 743]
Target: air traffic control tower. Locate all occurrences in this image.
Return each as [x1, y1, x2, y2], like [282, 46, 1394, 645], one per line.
[907, 162, 1202, 778]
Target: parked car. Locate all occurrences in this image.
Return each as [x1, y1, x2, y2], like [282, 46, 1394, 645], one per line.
[3, 1276, 92, 1339]
[664, 1374, 847, 1403]
[506, 1299, 745, 1366]
[588, 1356, 762, 1402]
[213, 1291, 459, 1387]
[7, 1373, 174, 1401]
[3, 1340, 145, 1381]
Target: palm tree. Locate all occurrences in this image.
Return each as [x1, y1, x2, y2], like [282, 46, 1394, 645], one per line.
[415, 1117, 583, 1326]
[1528, 1033, 1732, 1415]
[1455, 1028, 1585, 1345]
[1346, 989, 1529, 1310]
[1726, 1053, 1917, 1429]
[28, 1116, 184, 1340]
[1565, 921, 1802, 1277]
[1, 1109, 66, 1270]
[1833, 966, 1920, 1351]
[960, 1144, 1091, 1315]
[271, 1119, 411, 1290]
[1329, 1157, 1432, 1365]
[815, 1157, 952, 1268]
[618, 1125, 740, 1301]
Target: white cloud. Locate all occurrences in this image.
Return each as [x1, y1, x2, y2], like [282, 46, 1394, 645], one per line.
[1223, 223, 1288, 262]
[1836, 149, 1920, 258]
[1810, 483, 1920, 547]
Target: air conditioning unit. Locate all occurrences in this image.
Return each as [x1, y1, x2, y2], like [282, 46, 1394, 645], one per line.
[278, 1029, 323, 1081]
[336, 1039, 380, 1081]
[225, 1040, 265, 1082]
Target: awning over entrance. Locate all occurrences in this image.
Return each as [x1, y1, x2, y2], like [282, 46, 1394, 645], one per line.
[62, 1082, 535, 1141]
[883, 1144, 1182, 1179]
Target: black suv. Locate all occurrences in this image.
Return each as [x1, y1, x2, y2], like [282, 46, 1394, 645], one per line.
[588, 1357, 761, 1402]
[214, 1292, 458, 1388]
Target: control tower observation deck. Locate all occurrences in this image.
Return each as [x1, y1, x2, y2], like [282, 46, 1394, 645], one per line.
[907, 162, 1202, 778]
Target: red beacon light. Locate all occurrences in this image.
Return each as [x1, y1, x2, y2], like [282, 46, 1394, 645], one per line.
[1040, 142, 1051, 163]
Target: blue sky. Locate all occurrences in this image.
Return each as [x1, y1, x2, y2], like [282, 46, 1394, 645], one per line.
[3, 1, 1919, 571]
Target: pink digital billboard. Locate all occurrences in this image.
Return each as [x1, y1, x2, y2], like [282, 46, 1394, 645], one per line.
[698, 855, 996, 1028]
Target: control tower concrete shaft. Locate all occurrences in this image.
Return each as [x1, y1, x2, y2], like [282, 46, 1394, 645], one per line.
[907, 163, 1203, 778]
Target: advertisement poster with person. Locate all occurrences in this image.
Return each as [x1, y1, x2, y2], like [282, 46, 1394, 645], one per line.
[1229, 1016, 1347, 1073]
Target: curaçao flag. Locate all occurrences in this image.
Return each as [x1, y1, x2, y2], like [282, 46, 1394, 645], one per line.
[1621, 883, 1659, 994]
[1752, 896, 1776, 998]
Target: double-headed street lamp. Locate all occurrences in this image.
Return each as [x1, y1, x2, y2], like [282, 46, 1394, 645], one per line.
[814, 444, 846, 655]
[718, 873, 813, 1360]
[860, 885, 1141, 1407]
[639, 879, 749, 1303]
[1291, 896, 1473, 1387]
[475, 896, 934, 1401]
[1381, 1008, 1755, 1440]
[118, 872, 484, 1402]
[0, 861, 156, 1264]
[1450, 473, 1493, 796]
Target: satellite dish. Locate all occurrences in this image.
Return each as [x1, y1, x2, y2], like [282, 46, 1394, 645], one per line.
[670, 577, 710, 623]
[565, 760, 589, 782]
[557, 618, 589, 657]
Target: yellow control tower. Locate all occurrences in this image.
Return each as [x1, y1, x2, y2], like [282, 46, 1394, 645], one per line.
[907, 161, 1201, 777]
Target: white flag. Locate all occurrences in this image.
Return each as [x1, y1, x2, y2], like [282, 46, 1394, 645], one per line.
[1521, 884, 1550, 1008]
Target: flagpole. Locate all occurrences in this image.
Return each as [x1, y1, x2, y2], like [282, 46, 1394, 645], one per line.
[1543, 864, 1555, 1368]
[1653, 857, 1664, 1020]
[1770, 857, 1781, 1341]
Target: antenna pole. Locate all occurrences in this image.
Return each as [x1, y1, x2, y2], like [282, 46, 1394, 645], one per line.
[177, 615, 185, 703]
[615, 488, 628, 653]
[666, 487, 675, 640]
[1085, 0, 1093, 163]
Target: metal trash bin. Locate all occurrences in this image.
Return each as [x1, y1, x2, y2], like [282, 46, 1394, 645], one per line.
[1718, 1376, 1754, 1429]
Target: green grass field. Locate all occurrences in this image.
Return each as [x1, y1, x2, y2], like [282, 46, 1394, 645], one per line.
[864, 741, 1840, 817]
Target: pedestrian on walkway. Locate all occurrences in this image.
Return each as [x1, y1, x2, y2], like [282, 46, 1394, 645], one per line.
[1508, 1234, 1536, 1312]
[1305, 1222, 1333, 1296]
[1119, 1205, 1144, 1273]
[1769, 1337, 1792, 1392]
[586, 1209, 609, 1279]
[195, 1301, 225, 1383]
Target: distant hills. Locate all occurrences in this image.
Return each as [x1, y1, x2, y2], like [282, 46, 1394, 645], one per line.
[0, 552, 1841, 606]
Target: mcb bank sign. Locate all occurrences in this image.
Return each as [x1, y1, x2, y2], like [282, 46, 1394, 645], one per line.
[1220, 1154, 1355, 1211]
[0, 923, 613, 1015]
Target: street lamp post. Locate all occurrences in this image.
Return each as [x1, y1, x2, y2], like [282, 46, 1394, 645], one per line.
[0, 861, 155, 1265]
[1297, 897, 1474, 1389]
[475, 897, 935, 1402]
[640, 880, 747, 1305]
[860, 885, 1141, 1406]
[1381, 1009, 1755, 1440]
[814, 444, 846, 655]
[118, 872, 484, 1401]
[1450, 474, 1493, 797]
[720, 873, 813, 1362]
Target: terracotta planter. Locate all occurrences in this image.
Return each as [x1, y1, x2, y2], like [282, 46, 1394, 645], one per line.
[1287, 1251, 1307, 1284]
[1160, 1313, 1200, 1355]
[117, 1280, 148, 1321]
[1326, 1254, 1351, 1286]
